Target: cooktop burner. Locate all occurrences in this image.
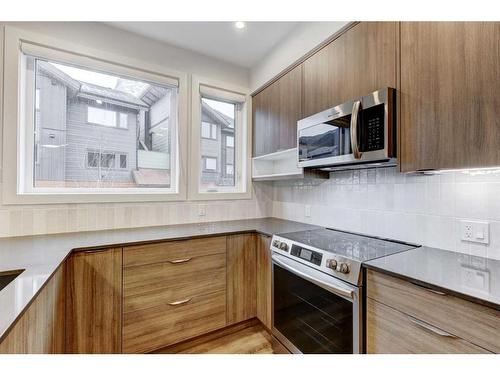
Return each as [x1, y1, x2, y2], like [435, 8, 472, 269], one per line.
[278, 228, 417, 263]
[271, 228, 419, 286]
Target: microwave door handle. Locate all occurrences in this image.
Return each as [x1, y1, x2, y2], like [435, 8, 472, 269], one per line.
[350, 100, 362, 159]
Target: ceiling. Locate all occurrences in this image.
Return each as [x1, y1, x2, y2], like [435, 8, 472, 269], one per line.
[107, 22, 299, 68]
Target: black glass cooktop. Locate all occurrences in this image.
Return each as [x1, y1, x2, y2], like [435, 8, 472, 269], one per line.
[278, 228, 419, 263]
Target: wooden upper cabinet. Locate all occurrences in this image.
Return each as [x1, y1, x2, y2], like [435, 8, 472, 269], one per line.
[252, 64, 303, 157]
[303, 22, 398, 117]
[65, 248, 123, 354]
[400, 22, 500, 172]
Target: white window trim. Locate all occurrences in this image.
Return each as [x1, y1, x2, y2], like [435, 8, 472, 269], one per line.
[189, 75, 252, 201]
[2, 25, 189, 204]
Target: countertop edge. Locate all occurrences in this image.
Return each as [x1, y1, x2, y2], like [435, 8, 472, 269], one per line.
[362, 262, 500, 312]
[0, 218, 315, 344]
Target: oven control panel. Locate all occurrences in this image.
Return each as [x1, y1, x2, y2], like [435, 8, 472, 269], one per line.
[290, 244, 322, 266]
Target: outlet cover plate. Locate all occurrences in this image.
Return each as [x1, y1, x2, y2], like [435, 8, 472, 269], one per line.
[460, 220, 489, 245]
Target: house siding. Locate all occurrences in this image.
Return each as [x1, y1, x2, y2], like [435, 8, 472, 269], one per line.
[64, 98, 138, 183]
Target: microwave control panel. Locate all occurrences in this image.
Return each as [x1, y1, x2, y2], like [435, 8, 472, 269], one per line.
[361, 104, 385, 152]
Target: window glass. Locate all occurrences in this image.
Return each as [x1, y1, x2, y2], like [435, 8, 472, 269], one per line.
[88, 107, 117, 127]
[31, 57, 178, 190]
[200, 97, 235, 190]
[204, 157, 217, 171]
[226, 135, 234, 148]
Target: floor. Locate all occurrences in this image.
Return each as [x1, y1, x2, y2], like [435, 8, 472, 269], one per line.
[153, 319, 277, 354]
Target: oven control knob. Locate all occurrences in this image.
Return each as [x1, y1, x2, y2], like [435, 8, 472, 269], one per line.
[338, 262, 350, 274]
[272, 240, 280, 248]
[326, 259, 338, 270]
[279, 242, 289, 252]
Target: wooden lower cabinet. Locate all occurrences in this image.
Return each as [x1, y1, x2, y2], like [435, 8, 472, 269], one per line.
[256, 234, 272, 330]
[366, 269, 499, 354]
[367, 299, 489, 354]
[122, 237, 227, 353]
[0, 265, 65, 354]
[227, 234, 257, 325]
[65, 248, 123, 354]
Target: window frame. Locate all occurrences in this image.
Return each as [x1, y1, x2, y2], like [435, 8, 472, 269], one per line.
[189, 75, 251, 200]
[2, 26, 188, 204]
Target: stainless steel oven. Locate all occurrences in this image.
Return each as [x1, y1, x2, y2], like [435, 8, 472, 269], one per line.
[272, 253, 362, 354]
[297, 87, 396, 171]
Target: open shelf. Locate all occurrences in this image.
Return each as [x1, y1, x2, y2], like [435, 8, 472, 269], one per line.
[252, 148, 328, 182]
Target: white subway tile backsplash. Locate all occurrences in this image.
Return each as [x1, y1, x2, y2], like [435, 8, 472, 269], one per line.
[272, 167, 500, 259]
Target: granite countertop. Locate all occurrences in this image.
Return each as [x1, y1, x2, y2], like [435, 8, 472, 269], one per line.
[364, 246, 500, 311]
[0, 217, 319, 342]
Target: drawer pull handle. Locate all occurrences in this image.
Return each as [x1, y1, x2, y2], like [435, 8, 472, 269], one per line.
[408, 316, 457, 338]
[410, 282, 446, 296]
[168, 258, 192, 264]
[167, 298, 192, 306]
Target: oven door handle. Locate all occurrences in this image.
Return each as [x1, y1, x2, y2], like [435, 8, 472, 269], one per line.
[272, 254, 355, 300]
[350, 100, 362, 159]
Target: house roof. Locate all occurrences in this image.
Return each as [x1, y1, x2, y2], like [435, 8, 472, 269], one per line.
[202, 101, 235, 130]
[37, 61, 148, 109]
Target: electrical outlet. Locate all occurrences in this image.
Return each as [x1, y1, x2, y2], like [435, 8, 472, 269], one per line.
[305, 205, 311, 218]
[460, 220, 489, 244]
[198, 204, 206, 216]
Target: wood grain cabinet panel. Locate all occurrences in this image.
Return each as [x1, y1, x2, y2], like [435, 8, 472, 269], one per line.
[367, 299, 490, 354]
[227, 234, 257, 324]
[122, 237, 227, 353]
[123, 236, 226, 267]
[256, 234, 272, 330]
[0, 265, 65, 354]
[400, 22, 500, 171]
[65, 248, 122, 354]
[303, 22, 397, 117]
[252, 65, 303, 157]
[367, 270, 500, 353]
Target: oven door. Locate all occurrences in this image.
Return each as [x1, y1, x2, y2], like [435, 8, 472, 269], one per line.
[272, 254, 362, 354]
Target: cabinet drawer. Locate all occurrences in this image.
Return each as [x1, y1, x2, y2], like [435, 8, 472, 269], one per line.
[123, 290, 227, 353]
[367, 299, 490, 354]
[123, 236, 226, 268]
[367, 270, 500, 353]
[123, 253, 226, 313]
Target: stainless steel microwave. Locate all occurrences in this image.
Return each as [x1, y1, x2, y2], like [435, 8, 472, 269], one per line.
[297, 88, 396, 171]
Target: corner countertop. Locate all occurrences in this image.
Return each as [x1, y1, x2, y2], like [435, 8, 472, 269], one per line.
[0, 217, 319, 342]
[364, 246, 500, 311]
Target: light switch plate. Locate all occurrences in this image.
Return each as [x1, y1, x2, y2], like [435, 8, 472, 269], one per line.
[460, 220, 489, 244]
[305, 205, 311, 218]
[198, 204, 206, 216]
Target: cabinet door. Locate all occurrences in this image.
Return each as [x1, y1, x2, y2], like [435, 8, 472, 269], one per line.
[256, 234, 272, 330]
[0, 266, 65, 354]
[252, 65, 303, 157]
[367, 299, 490, 354]
[400, 22, 500, 171]
[303, 22, 397, 117]
[65, 248, 122, 354]
[227, 234, 257, 324]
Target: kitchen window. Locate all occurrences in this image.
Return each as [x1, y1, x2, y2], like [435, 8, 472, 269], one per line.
[190, 77, 250, 199]
[7, 35, 185, 203]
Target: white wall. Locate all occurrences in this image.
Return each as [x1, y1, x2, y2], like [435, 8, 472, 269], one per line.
[272, 168, 500, 260]
[0, 22, 274, 238]
[250, 22, 348, 92]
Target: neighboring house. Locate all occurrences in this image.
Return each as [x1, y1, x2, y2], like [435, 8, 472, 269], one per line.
[200, 101, 235, 189]
[34, 61, 233, 189]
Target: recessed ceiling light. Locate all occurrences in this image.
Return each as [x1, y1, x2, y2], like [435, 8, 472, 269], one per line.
[234, 21, 246, 29]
